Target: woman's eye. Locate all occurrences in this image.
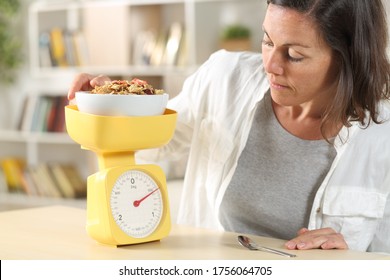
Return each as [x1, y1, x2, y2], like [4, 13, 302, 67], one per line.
[287, 49, 304, 62]
[288, 55, 304, 62]
[261, 39, 273, 47]
[261, 39, 305, 63]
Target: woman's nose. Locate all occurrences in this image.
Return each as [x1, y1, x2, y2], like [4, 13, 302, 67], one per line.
[264, 50, 284, 75]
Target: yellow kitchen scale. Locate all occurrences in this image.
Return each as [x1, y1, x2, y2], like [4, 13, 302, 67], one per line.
[65, 105, 177, 246]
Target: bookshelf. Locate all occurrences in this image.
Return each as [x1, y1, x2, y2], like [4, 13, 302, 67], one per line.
[27, 0, 266, 89]
[0, 0, 266, 208]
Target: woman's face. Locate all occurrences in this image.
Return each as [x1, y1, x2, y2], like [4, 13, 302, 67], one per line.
[262, 4, 339, 111]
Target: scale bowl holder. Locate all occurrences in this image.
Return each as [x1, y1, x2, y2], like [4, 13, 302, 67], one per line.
[65, 105, 177, 153]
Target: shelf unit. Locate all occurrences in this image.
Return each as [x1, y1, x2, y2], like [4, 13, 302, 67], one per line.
[28, 0, 266, 79]
[0, 130, 93, 177]
[0, 0, 266, 208]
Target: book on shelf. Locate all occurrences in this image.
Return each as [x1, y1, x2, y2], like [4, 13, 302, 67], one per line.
[18, 95, 67, 133]
[49, 163, 77, 198]
[20, 168, 40, 196]
[36, 164, 64, 198]
[50, 164, 86, 198]
[149, 30, 167, 66]
[0, 158, 26, 193]
[132, 30, 156, 66]
[46, 96, 59, 132]
[17, 96, 29, 131]
[0, 159, 86, 199]
[0, 168, 8, 193]
[19, 94, 39, 131]
[31, 96, 51, 132]
[176, 28, 188, 67]
[50, 27, 68, 67]
[63, 31, 76, 67]
[38, 32, 52, 68]
[38, 28, 89, 68]
[134, 22, 186, 67]
[162, 22, 183, 66]
[71, 30, 90, 66]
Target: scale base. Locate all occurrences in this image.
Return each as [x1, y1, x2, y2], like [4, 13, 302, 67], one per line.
[86, 165, 171, 246]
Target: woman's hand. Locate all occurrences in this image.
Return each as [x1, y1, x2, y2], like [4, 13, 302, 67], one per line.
[285, 227, 349, 250]
[67, 73, 111, 103]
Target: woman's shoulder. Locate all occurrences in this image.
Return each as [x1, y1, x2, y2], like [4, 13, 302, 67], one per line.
[379, 100, 390, 120]
[374, 101, 390, 131]
[175, 50, 268, 113]
[209, 49, 262, 60]
[354, 101, 390, 140]
[196, 50, 266, 90]
[207, 49, 263, 70]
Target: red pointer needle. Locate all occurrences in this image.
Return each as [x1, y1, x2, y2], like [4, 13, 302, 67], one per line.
[133, 188, 159, 207]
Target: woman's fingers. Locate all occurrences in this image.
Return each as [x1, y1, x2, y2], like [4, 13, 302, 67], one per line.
[285, 227, 349, 250]
[67, 73, 111, 101]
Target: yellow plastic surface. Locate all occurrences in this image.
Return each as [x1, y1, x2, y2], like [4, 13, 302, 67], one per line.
[86, 165, 171, 246]
[65, 105, 177, 153]
[65, 105, 175, 246]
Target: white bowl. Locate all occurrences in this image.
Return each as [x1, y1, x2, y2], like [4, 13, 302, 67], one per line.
[75, 91, 169, 116]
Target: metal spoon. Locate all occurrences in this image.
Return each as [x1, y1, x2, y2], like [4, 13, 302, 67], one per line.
[237, 235, 297, 258]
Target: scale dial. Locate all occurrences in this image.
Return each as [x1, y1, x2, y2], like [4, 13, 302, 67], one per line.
[110, 170, 163, 238]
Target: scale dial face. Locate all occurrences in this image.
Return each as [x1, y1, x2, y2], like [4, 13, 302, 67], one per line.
[110, 170, 163, 238]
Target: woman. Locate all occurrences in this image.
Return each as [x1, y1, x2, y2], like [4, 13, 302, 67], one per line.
[68, 0, 390, 253]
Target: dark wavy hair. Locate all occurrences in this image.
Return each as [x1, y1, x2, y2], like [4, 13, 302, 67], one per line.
[267, 0, 390, 139]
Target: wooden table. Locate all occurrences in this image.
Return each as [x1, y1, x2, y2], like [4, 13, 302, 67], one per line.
[0, 206, 388, 260]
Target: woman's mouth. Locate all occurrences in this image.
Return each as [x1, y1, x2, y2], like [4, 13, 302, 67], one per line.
[270, 81, 288, 90]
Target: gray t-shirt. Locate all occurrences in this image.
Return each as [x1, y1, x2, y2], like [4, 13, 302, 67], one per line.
[219, 92, 337, 240]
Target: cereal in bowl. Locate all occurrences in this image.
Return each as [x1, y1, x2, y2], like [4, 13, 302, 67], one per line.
[91, 78, 164, 95]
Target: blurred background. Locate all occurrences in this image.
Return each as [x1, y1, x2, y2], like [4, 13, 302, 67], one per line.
[0, 0, 389, 214]
[0, 0, 266, 213]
